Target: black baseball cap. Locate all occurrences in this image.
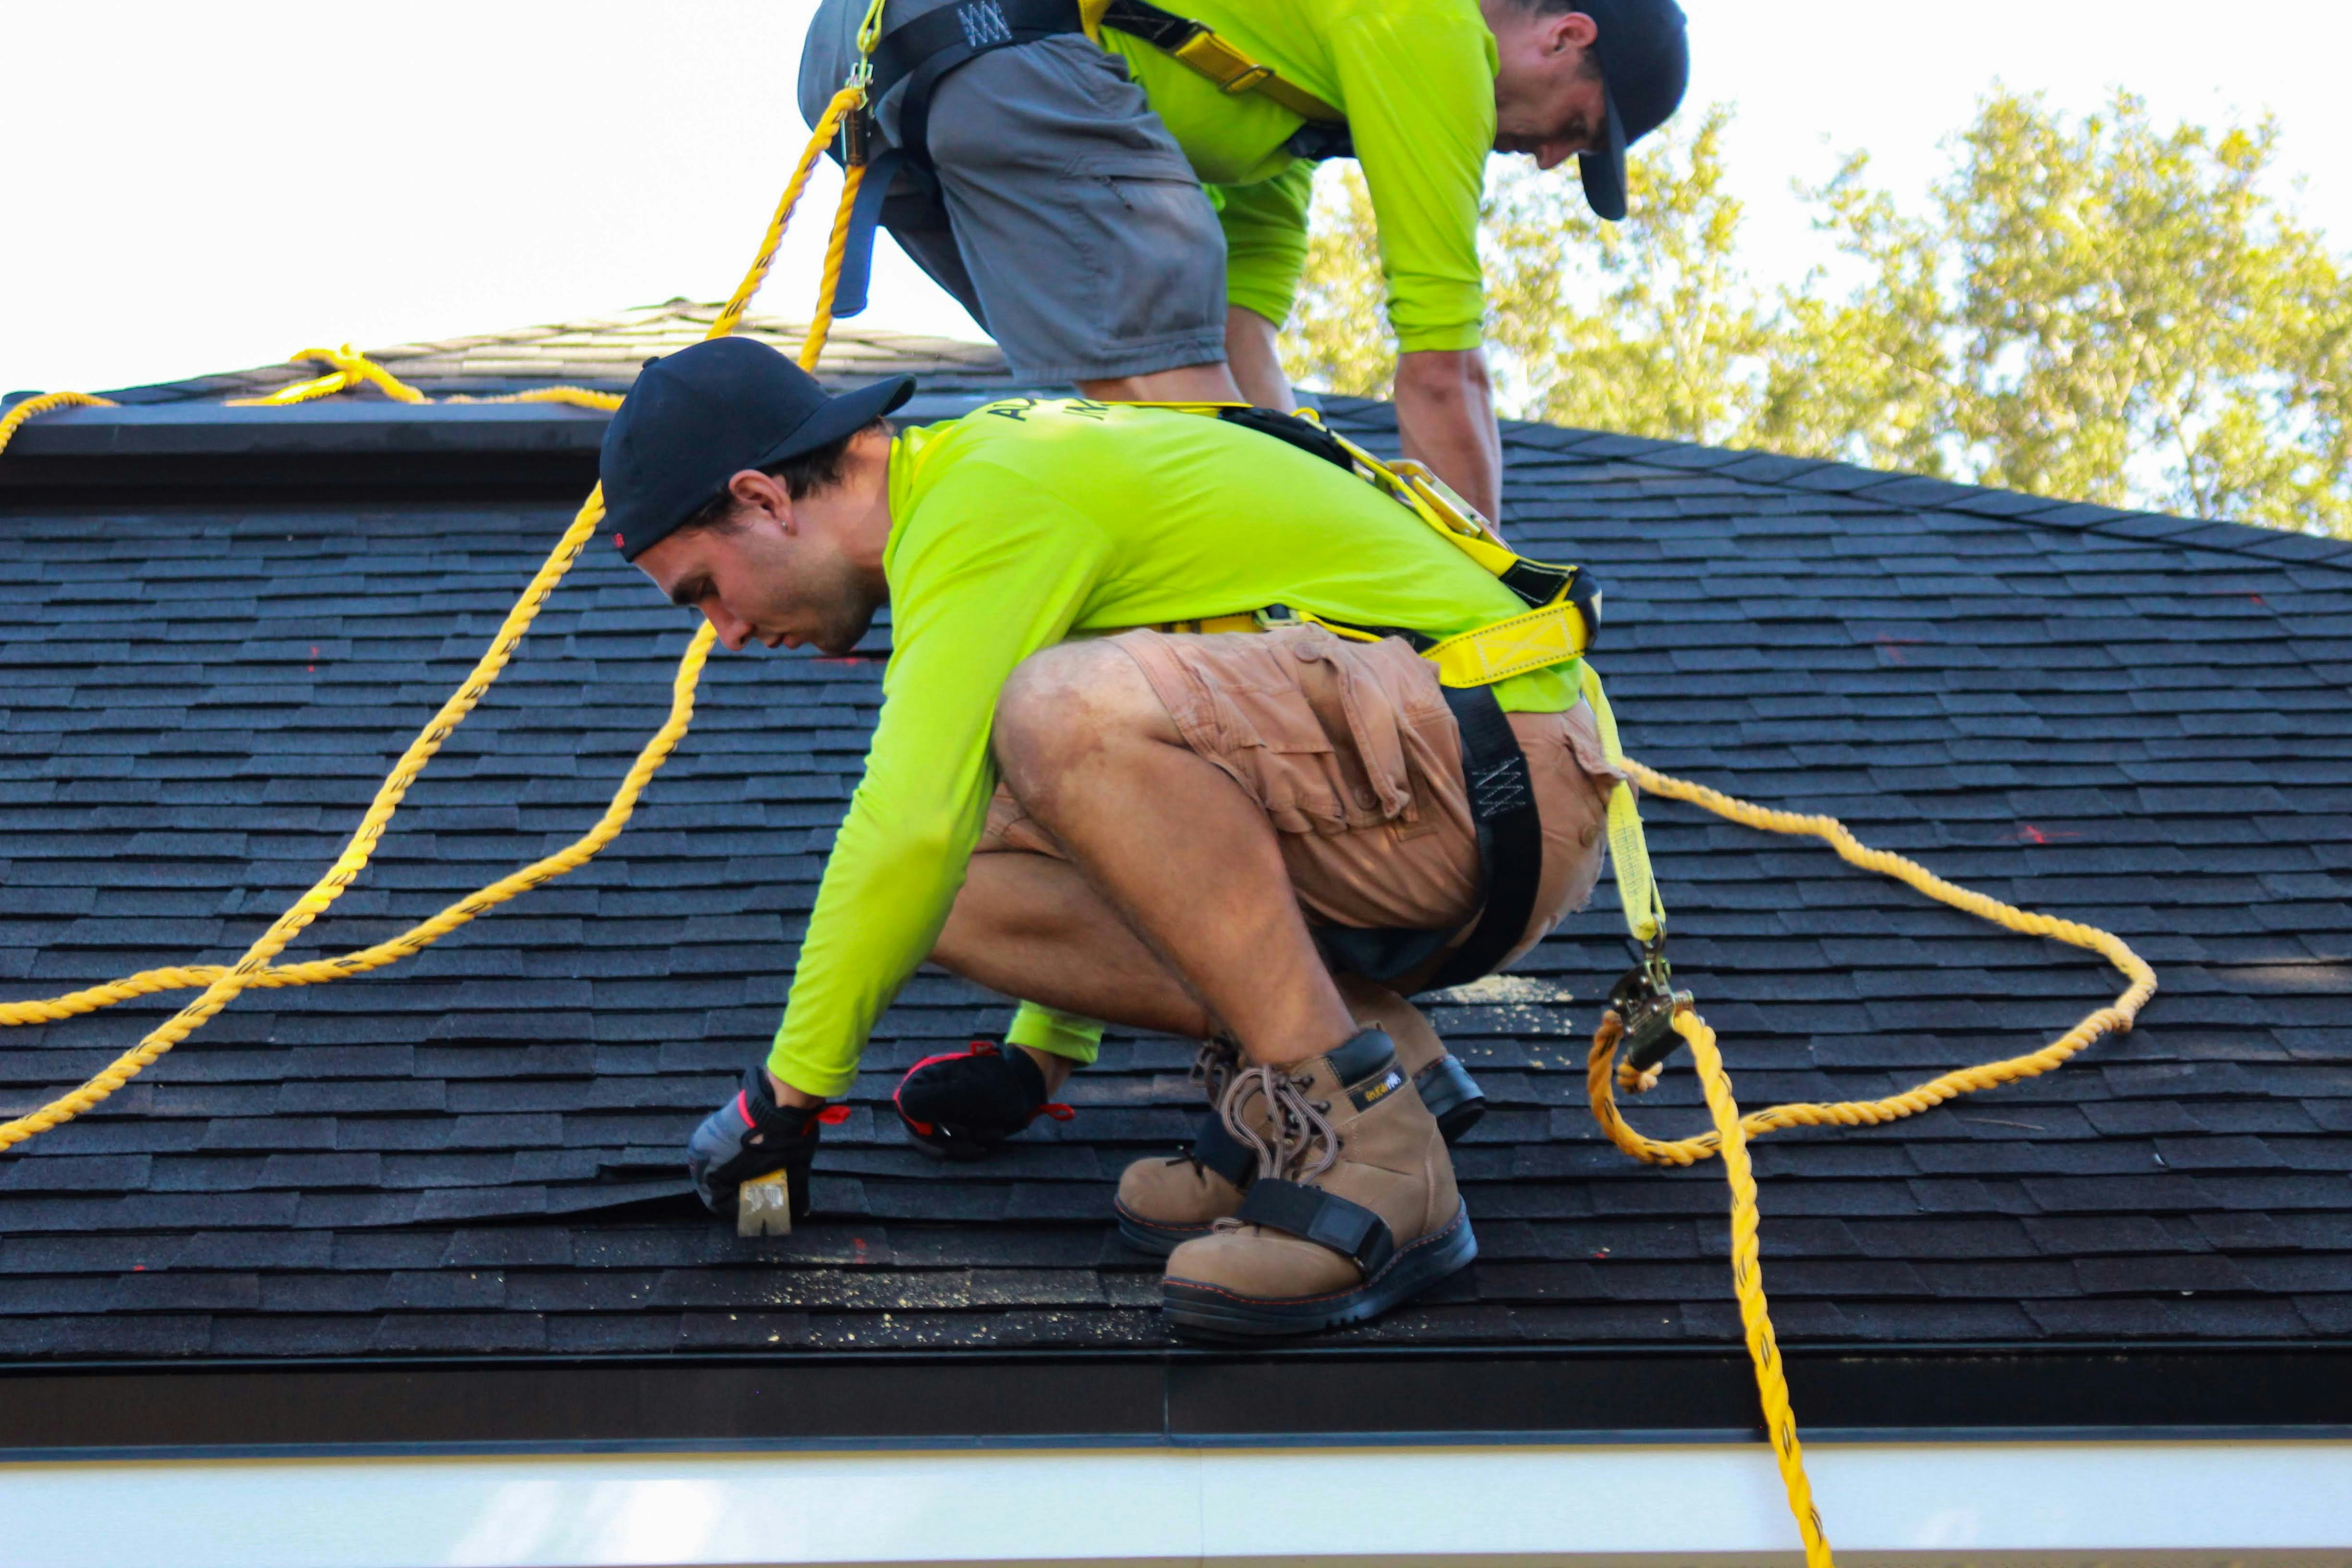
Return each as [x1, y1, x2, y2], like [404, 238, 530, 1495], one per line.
[599, 336, 914, 562]
[1574, 0, 1690, 222]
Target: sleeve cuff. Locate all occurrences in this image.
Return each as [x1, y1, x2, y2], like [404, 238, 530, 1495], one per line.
[1005, 1003, 1106, 1065]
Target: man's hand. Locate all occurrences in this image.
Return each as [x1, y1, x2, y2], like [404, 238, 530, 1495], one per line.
[1394, 348, 1503, 527]
[688, 1065, 833, 1219]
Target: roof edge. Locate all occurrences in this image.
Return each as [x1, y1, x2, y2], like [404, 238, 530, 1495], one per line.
[3, 1343, 2345, 1454]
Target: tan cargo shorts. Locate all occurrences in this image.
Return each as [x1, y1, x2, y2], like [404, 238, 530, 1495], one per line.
[979, 625, 1627, 981]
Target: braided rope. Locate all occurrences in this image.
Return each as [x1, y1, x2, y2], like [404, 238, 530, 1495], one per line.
[1585, 760, 2157, 1566]
[0, 390, 117, 446]
[1587, 758, 2158, 1168]
[0, 86, 872, 1151]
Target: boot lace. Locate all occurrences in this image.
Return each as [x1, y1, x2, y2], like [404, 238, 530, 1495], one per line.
[1220, 1063, 1338, 1185]
[1167, 1036, 1247, 1174]
[1187, 1035, 1242, 1102]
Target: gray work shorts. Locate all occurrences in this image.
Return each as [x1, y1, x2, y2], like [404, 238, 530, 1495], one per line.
[799, 0, 1228, 385]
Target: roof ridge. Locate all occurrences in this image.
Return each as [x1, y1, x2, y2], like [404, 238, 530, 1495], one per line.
[1498, 412, 2352, 573]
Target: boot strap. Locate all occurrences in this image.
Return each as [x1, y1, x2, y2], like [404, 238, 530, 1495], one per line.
[1235, 1179, 1397, 1278]
[1188, 1110, 1257, 1189]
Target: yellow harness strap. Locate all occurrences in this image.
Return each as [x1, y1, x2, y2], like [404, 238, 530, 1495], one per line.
[1079, 0, 1346, 125]
[1115, 398, 1666, 947]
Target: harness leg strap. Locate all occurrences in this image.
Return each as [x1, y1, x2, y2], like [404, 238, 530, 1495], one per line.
[830, 147, 906, 321]
[1421, 683, 1544, 993]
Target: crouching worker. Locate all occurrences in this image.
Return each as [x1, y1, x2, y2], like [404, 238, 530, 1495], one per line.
[602, 337, 1624, 1336]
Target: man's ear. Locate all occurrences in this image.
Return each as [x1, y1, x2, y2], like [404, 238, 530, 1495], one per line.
[1550, 9, 1599, 56]
[726, 469, 795, 533]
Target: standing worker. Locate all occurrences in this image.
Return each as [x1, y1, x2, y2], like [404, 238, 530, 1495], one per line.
[799, 0, 1690, 524]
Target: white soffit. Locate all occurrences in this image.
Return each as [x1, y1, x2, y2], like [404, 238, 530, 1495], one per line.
[5, 1439, 2349, 1567]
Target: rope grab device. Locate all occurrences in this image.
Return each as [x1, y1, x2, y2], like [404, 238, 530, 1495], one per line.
[0, 6, 2158, 1561]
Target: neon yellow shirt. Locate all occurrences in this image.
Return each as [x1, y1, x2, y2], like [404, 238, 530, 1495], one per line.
[768, 399, 1574, 1096]
[1098, 0, 1498, 352]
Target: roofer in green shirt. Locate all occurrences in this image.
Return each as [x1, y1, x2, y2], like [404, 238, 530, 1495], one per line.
[606, 339, 1626, 1334]
[798, 0, 1690, 526]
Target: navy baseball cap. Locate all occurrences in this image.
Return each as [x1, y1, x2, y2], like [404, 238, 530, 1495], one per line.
[599, 336, 914, 562]
[1575, 0, 1690, 222]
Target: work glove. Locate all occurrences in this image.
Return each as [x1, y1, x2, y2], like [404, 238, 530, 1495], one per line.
[687, 1064, 839, 1221]
[892, 1041, 1074, 1161]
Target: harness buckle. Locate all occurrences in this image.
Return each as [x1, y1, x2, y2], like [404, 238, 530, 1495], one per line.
[1610, 935, 1693, 1080]
[1218, 62, 1274, 94]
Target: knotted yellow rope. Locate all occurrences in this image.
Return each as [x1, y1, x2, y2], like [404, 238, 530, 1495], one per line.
[227, 345, 430, 405]
[0, 81, 873, 1151]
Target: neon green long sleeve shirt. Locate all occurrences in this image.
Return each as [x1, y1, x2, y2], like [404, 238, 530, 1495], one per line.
[1098, 0, 1498, 352]
[766, 399, 1576, 1097]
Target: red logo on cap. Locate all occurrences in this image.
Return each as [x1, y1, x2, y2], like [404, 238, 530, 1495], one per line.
[612, 532, 625, 549]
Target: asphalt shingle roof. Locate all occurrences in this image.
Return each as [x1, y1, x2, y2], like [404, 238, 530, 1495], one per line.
[89, 300, 1019, 406]
[2, 352, 2349, 1368]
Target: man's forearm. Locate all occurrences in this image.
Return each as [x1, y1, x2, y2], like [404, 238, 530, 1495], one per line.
[1393, 348, 1502, 525]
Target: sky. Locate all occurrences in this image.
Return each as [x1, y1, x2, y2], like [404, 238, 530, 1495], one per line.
[5, 1, 2349, 396]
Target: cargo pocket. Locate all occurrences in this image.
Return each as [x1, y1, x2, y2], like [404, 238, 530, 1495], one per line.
[1196, 665, 1339, 837]
[1277, 629, 1432, 838]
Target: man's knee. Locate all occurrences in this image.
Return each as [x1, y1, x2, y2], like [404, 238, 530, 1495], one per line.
[993, 641, 1164, 788]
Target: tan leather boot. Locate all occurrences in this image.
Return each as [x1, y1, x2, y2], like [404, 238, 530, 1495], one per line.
[1114, 1038, 1254, 1255]
[1115, 988, 1484, 1257]
[1160, 1028, 1475, 1337]
[1334, 976, 1486, 1143]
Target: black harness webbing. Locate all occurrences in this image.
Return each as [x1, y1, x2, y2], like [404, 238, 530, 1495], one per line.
[1423, 683, 1543, 992]
[867, 0, 1088, 171]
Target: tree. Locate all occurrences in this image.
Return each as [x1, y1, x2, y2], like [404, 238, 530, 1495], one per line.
[1284, 89, 2352, 536]
[1281, 105, 1770, 442]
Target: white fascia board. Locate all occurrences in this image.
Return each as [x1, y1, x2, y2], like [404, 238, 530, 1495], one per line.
[5, 1439, 2349, 1568]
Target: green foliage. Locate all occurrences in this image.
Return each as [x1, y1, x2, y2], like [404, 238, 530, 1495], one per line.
[1283, 88, 2352, 535]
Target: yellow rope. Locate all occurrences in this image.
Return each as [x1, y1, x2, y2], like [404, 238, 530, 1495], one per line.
[0, 389, 117, 444]
[0, 83, 873, 1152]
[1587, 758, 2158, 1164]
[1675, 1005, 1831, 1567]
[226, 345, 430, 405]
[1583, 759, 2158, 1567]
[0, 632, 712, 1025]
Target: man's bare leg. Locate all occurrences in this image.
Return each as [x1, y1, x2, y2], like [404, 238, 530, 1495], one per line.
[937, 853, 1218, 1040]
[933, 851, 1223, 1094]
[987, 640, 1357, 1067]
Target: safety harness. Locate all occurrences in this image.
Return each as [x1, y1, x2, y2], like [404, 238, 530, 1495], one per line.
[832, 0, 1351, 319]
[1129, 400, 1658, 998]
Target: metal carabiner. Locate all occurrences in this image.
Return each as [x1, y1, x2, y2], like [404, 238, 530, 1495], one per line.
[1609, 934, 1694, 1080]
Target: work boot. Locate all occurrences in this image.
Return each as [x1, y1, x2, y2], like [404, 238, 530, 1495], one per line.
[1335, 975, 1487, 1143]
[892, 1040, 1074, 1161]
[1160, 1028, 1474, 1337]
[1114, 1037, 1257, 1255]
[1114, 988, 1483, 1257]
[686, 1065, 841, 1222]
